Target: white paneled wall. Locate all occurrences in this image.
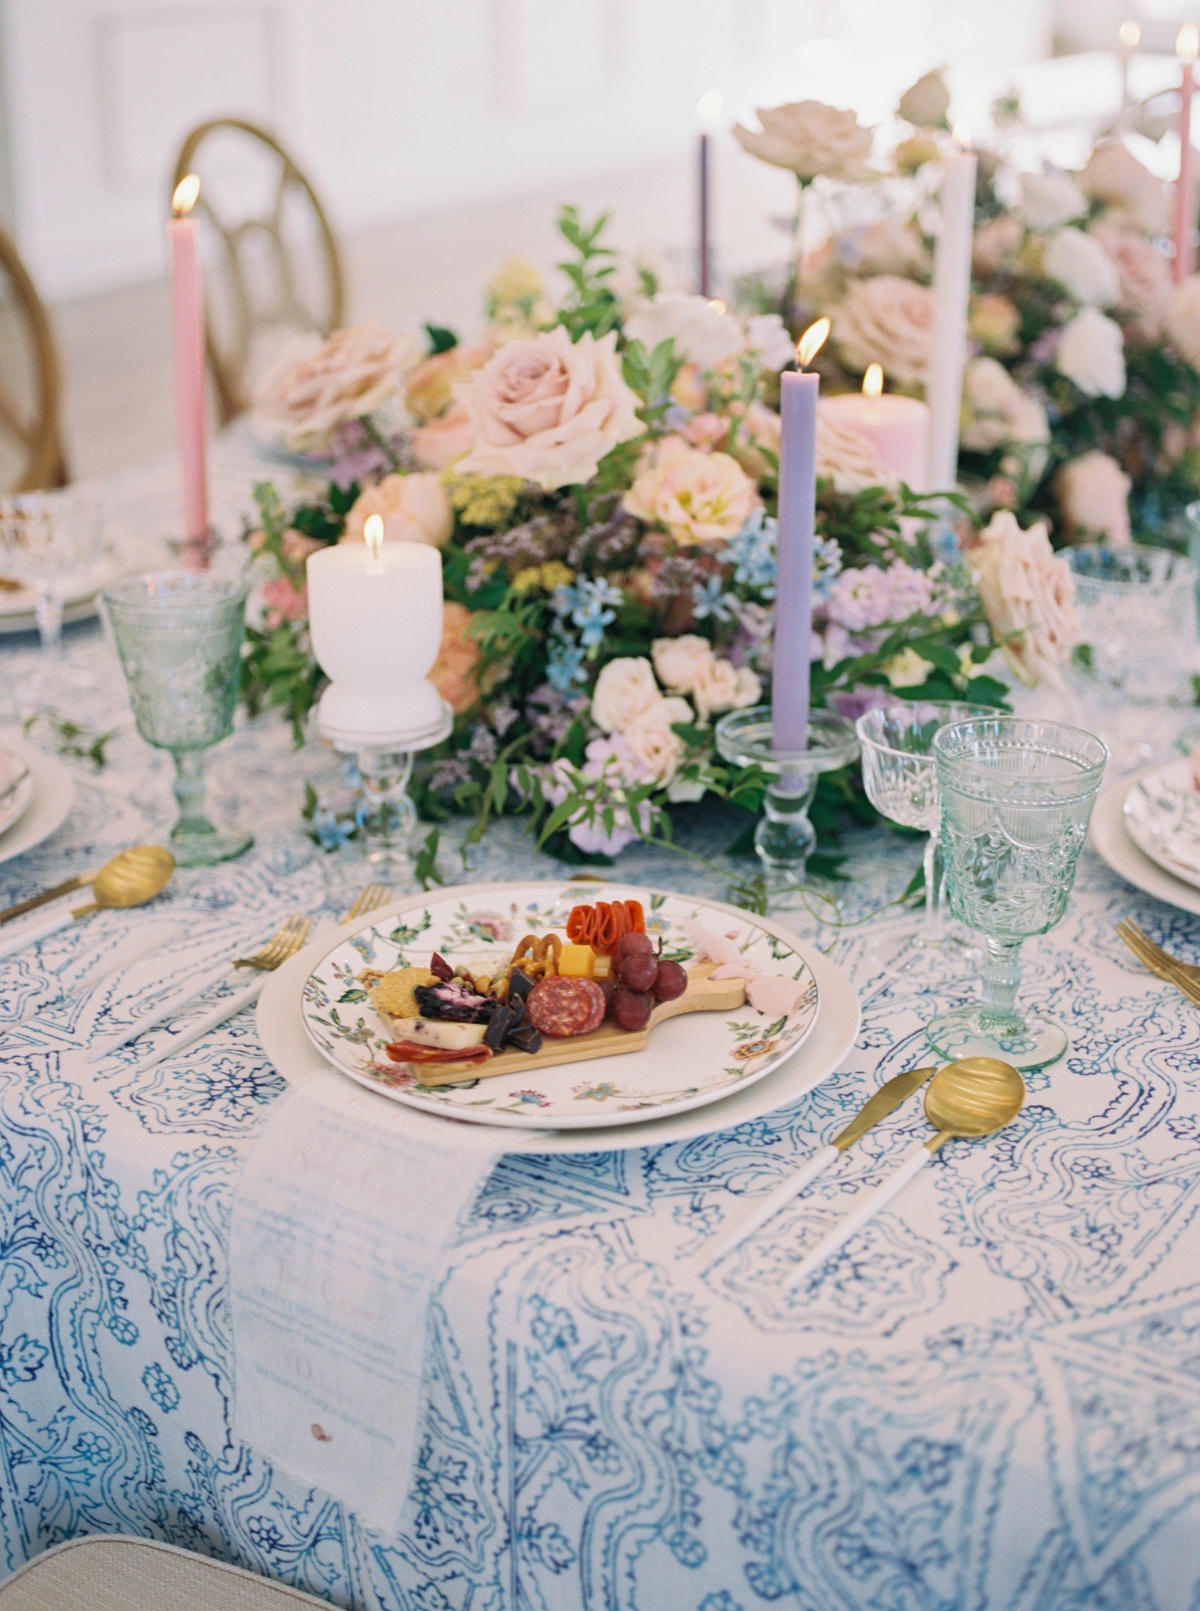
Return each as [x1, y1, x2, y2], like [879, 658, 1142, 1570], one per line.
[1, 0, 1052, 303]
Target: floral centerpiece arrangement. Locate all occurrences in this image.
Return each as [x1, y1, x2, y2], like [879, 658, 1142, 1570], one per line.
[244, 208, 1077, 872]
[733, 70, 1200, 546]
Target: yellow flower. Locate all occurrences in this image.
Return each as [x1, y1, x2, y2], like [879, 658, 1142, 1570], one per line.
[882, 646, 930, 689]
[443, 472, 526, 528]
[511, 561, 575, 595]
[489, 257, 545, 306]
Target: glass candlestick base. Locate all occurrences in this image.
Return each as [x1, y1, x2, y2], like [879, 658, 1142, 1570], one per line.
[320, 700, 452, 874]
[715, 706, 859, 890]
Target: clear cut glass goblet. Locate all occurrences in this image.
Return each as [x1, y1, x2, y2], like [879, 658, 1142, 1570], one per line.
[927, 716, 1107, 1072]
[103, 571, 254, 866]
[855, 700, 991, 968]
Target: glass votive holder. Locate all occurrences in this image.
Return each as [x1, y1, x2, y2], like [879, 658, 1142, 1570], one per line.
[103, 570, 253, 866]
[715, 706, 859, 891]
[1067, 543, 1197, 704]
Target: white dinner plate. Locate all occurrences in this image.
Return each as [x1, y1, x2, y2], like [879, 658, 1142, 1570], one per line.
[0, 748, 34, 839]
[0, 729, 77, 867]
[1122, 759, 1200, 891]
[257, 885, 861, 1155]
[302, 883, 821, 1131]
[1090, 772, 1200, 917]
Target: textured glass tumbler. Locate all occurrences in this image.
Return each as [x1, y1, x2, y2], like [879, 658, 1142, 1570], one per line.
[927, 717, 1107, 1071]
[104, 571, 253, 866]
[1068, 544, 1197, 708]
[856, 701, 990, 965]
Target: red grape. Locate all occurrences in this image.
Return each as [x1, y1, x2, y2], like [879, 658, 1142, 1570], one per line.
[597, 977, 618, 1014]
[613, 931, 654, 969]
[611, 989, 653, 1031]
[652, 960, 687, 1001]
[618, 952, 659, 993]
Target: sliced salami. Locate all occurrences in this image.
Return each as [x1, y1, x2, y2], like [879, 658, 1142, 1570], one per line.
[526, 975, 606, 1038]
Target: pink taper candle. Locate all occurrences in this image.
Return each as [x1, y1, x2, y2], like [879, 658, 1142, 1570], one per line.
[772, 319, 830, 757]
[169, 174, 209, 562]
[1175, 24, 1198, 284]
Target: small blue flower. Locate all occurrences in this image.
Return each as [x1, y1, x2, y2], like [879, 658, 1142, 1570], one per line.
[311, 805, 356, 851]
[691, 574, 737, 623]
[719, 510, 778, 598]
[552, 576, 624, 650]
[547, 639, 587, 692]
[812, 533, 844, 603]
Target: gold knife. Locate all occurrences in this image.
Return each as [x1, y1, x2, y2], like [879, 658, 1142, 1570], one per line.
[699, 1063, 938, 1272]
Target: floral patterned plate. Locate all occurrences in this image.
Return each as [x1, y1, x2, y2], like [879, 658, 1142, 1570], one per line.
[1122, 759, 1200, 892]
[300, 882, 820, 1130]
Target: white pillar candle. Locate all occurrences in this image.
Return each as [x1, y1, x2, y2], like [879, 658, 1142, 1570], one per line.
[307, 528, 446, 744]
[820, 365, 931, 491]
[926, 144, 977, 492]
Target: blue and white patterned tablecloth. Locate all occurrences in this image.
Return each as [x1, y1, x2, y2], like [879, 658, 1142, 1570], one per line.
[2, 479, 1200, 1609]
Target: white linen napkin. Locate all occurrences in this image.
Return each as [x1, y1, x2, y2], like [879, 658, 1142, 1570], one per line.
[229, 1072, 500, 1535]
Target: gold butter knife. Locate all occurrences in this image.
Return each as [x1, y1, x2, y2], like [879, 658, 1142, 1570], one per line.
[699, 1062, 938, 1272]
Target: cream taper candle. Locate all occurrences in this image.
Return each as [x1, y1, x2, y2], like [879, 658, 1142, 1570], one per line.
[926, 143, 977, 491]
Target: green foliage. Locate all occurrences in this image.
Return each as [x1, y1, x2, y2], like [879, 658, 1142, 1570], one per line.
[424, 323, 458, 354]
[555, 206, 621, 341]
[621, 337, 684, 427]
[413, 828, 443, 889]
[22, 710, 114, 768]
[240, 621, 324, 747]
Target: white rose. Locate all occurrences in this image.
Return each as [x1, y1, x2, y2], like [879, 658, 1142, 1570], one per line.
[455, 327, 643, 489]
[1055, 307, 1126, 399]
[622, 696, 694, 784]
[833, 275, 934, 386]
[969, 510, 1082, 686]
[624, 293, 746, 369]
[743, 313, 796, 370]
[1056, 451, 1132, 546]
[1166, 274, 1200, 372]
[591, 656, 660, 734]
[651, 634, 715, 694]
[1080, 141, 1168, 234]
[960, 358, 1049, 451]
[691, 658, 761, 723]
[883, 646, 931, 688]
[897, 68, 951, 129]
[1019, 172, 1087, 232]
[732, 100, 874, 182]
[1043, 227, 1120, 306]
[815, 405, 899, 491]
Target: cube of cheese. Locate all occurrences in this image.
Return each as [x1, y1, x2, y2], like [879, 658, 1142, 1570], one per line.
[558, 942, 596, 978]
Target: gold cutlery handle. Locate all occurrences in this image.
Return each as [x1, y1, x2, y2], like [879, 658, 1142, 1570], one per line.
[70, 901, 101, 920]
[0, 872, 90, 926]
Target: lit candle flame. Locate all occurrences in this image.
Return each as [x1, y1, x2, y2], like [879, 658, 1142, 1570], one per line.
[363, 513, 384, 573]
[863, 363, 884, 397]
[1118, 19, 1140, 49]
[951, 121, 971, 148]
[708, 297, 728, 314]
[796, 318, 831, 368]
[171, 174, 201, 218]
[1178, 21, 1199, 62]
[696, 88, 725, 129]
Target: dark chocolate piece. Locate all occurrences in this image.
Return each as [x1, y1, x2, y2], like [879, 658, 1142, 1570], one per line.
[507, 968, 534, 1002]
[484, 1004, 512, 1050]
[505, 1023, 542, 1054]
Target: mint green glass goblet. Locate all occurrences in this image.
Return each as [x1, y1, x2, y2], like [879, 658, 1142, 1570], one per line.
[927, 717, 1107, 1071]
[103, 571, 253, 866]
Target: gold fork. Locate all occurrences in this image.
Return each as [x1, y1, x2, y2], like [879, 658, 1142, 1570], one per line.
[1115, 919, 1200, 1006]
[233, 913, 314, 970]
[341, 883, 393, 924]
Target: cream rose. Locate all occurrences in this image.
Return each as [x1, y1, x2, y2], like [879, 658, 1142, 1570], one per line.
[1056, 307, 1126, 399]
[257, 323, 422, 451]
[622, 696, 694, 784]
[652, 634, 714, 694]
[833, 275, 934, 387]
[1043, 227, 1120, 306]
[973, 216, 1023, 277]
[624, 294, 745, 368]
[1018, 172, 1087, 232]
[624, 440, 758, 544]
[1080, 142, 1168, 234]
[960, 358, 1049, 451]
[591, 656, 660, 734]
[342, 472, 453, 548]
[743, 313, 795, 370]
[815, 406, 898, 491]
[1056, 451, 1132, 546]
[1165, 274, 1200, 371]
[690, 658, 761, 723]
[897, 68, 950, 128]
[969, 510, 1082, 686]
[1090, 223, 1170, 339]
[732, 100, 874, 182]
[410, 407, 476, 471]
[454, 327, 642, 490]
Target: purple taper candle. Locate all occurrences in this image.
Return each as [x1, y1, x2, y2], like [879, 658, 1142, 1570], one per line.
[698, 132, 712, 297]
[772, 320, 830, 756]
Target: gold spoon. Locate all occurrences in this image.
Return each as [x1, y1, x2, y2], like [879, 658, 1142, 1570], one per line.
[0, 846, 176, 927]
[784, 1056, 1026, 1290]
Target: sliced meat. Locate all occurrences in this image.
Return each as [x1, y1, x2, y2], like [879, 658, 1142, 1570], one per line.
[526, 975, 606, 1038]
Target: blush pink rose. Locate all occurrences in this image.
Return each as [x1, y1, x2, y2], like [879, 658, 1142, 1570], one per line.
[411, 406, 477, 470]
[342, 472, 453, 548]
[833, 275, 934, 386]
[260, 575, 308, 628]
[970, 510, 1082, 687]
[1056, 451, 1132, 546]
[1090, 223, 1171, 340]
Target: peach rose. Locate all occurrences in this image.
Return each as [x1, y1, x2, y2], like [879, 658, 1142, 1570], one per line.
[733, 100, 874, 182]
[429, 601, 487, 715]
[258, 323, 421, 452]
[342, 473, 453, 549]
[454, 327, 643, 490]
[833, 275, 934, 386]
[1080, 141, 1168, 234]
[969, 510, 1082, 686]
[624, 438, 758, 544]
[405, 342, 493, 423]
[1090, 223, 1170, 340]
[1055, 451, 1132, 546]
[411, 407, 477, 471]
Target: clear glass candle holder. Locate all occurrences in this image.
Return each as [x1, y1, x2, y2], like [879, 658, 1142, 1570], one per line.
[928, 716, 1107, 1071]
[103, 571, 253, 867]
[715, 706, 859, 891]
[1067, 544, 1197, 705]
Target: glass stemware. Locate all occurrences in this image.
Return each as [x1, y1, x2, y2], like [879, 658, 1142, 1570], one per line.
[926, 716, 1107, 1072]
[0, 493, 105, 655]
[855, 700, 990, 964]
[103, 571, 253, 866]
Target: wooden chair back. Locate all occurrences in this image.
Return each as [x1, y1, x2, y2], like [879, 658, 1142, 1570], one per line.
[171, 118, 345, 425]
[0, 227, 68, 492]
